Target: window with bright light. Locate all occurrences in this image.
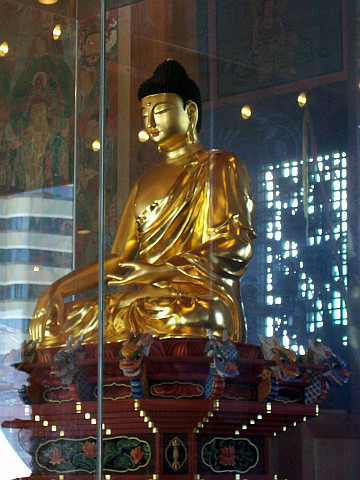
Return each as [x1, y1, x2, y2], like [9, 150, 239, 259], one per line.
[252, 152, 348, 352]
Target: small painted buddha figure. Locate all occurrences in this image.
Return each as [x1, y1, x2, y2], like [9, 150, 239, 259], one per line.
[29, 60, 256, 347]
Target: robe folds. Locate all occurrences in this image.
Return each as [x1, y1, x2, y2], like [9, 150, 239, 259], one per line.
[41, 149, 255, 346]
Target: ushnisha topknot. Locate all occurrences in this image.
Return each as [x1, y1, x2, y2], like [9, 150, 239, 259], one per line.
[137, 59, 202, 132]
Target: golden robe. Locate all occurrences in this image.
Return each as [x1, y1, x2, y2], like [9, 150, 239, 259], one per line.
[40, 150, 255, 346]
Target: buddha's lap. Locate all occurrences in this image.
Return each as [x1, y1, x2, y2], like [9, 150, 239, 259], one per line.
[45, 288, 240, 343]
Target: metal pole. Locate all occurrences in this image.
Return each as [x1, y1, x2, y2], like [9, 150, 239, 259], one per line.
[72, 5, 79, 273]
[97, 0, 106, 478]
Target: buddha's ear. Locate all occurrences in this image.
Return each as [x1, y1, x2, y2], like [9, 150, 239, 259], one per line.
[186, 100, 198, 130]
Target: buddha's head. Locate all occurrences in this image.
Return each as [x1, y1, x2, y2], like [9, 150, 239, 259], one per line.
[138, 60, 202, 151]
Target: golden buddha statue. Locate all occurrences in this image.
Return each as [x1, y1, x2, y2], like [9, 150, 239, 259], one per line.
[29, 60, 255, 347]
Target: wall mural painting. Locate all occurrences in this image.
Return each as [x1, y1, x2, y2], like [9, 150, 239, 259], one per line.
[0, 3, 75, 195]
[0, 3, 119, 268]
[215, 0, 344, 97]
[75, 11, 119, 267]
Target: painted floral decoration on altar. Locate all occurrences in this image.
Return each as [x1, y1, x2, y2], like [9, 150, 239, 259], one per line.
[36, 436, 151, 473]
[202, 437, 259, 474]
[83, 440, 97, 458]
[219, 445, 236, 466]
[49, 446, 65, 465]
[130, 445, 144, 465]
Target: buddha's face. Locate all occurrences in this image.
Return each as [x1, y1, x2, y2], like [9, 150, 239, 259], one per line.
[141, 93, 190, 151]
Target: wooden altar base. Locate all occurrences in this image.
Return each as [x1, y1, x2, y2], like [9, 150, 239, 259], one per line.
[0, 339, 324, 479]
[3, 399, 317, 479]
[15, 475, 280, 480]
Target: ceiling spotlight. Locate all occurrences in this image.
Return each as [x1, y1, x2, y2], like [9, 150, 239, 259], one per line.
[138, 130, 149, 142]
[53, 24, 62, 40]
[0, 42, 9, 57]
[92, 140, 101, 152]
[241, 105, 252, 120]
[38, 0, 58, 4]
[298, 92, 307, 108]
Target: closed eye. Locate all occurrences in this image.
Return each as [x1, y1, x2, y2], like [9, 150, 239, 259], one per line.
[154, 108, 170, 115]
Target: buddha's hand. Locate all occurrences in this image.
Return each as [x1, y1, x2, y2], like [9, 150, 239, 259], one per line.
[107, 261, 177, 286]
[29, 284, 65, 341]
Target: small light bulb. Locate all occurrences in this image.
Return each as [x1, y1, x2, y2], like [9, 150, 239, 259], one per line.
[241, 105, 252, 119]
[53, 24, 62, 41]
[0, 42, 9, 57]
[92, 140, 101, 151]
[138, 130, 149, 142]
[298, 92, 307, 107]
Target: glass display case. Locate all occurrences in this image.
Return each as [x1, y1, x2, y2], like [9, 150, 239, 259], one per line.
[0, 1, 359, 479]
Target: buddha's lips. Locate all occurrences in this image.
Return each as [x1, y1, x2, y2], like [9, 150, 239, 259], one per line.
[151, 131, 160, 137]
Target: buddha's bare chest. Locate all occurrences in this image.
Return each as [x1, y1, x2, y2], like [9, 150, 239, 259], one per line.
[134, 163, 185, 218]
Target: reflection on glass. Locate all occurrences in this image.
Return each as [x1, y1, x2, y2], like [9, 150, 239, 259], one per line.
[0, 429, 31, 480]
[0, 186, 73, 351]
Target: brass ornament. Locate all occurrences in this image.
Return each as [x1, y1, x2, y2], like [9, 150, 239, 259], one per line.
[165, 436, 187, 471]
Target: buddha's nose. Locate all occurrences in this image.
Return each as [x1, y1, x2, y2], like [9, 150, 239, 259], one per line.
[148, 114, 156, 128]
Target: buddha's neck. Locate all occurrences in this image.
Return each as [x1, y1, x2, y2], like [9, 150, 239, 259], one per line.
[165, 141, 203, 163]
